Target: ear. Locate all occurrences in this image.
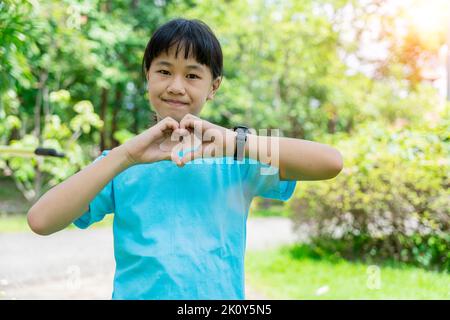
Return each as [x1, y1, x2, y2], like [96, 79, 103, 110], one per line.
[207, 76, 222, 101]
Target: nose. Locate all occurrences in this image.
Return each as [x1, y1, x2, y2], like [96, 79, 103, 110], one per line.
[167, 75, 186, 95]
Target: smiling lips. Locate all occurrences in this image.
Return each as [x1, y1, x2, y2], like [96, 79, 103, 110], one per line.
[162, 98, 189, 107]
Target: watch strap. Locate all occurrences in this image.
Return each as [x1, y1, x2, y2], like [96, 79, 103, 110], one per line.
[233, 126, 249, 161]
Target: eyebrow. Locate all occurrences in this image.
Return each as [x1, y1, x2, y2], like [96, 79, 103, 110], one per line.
[155, 61, 204, 72]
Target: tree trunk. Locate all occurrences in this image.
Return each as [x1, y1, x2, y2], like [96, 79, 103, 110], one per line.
[32, 71, 48, 202]
[133, 105, 139, 134]
[111, 85, 122, 148]
[327, 113, 337, 134]
[99, 87, 109, 151]
[33, 71, 48, 140]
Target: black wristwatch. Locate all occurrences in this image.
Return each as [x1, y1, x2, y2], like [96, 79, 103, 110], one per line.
[233, 125, 249, 161]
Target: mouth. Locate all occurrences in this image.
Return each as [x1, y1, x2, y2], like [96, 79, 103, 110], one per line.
[161, 98, 189, 107]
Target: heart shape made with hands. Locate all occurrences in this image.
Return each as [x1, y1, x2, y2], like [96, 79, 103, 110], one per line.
[158, 127, 202, 154]
[156, 115, 234, 166]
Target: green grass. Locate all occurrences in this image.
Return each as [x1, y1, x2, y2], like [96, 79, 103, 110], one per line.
[249, 204, 289, 217]
[250, 207, 289, 217]
[245, 245, 450, 299]
[0, 177, 30, 215]
[0, 177, 23, 199]
[0, 213, 114, 233]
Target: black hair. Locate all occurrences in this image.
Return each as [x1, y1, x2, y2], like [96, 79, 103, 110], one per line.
[142, 18, 223, 81]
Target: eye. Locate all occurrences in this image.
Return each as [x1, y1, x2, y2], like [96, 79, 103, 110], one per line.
[157, 70, 170, 75]
[187, 74, 200, 79]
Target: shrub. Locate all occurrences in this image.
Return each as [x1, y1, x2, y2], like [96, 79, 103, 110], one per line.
[287, 114, 449, 271]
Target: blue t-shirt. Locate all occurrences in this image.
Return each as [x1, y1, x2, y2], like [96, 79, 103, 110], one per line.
[73, 149, 297, 300]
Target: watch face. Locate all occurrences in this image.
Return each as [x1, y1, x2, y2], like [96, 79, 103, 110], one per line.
[234, 125, 249, 131]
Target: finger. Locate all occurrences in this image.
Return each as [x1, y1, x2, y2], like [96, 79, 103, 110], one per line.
[158, 151, 172, 162]
[172, 128, 190, 142]
[159, 117, 179, 134]
[180, 115, 202, 133]
[202, 141, 218, 158]
[174, 128, 190, 136]
[179, 148, 202, 165]
[180, 141, 215, 164]
[153, 125, 177, 141]
[181, 131, 202, 150]
[179, 113, 195, 126]
[170, 142, 184, 167]
[178, 143, 199, 166]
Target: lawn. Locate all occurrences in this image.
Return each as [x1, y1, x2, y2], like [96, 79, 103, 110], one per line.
[245, 246, 450, 299]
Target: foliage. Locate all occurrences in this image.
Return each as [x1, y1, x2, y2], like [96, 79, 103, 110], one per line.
[168, 0, 445, 138]
[287, 111, 450, 271]
[0, 0, 165, 201]
[1, 90, 103, 201]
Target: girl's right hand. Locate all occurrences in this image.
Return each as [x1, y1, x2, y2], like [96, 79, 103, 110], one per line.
[117, 116, 189, 167]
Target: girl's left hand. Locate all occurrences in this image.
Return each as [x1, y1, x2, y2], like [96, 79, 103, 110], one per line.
[177, 113, 237, 166]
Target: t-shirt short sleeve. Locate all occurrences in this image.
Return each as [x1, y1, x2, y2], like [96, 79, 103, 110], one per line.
[73, 150, 115, 229]
[246, 160, 297, 201]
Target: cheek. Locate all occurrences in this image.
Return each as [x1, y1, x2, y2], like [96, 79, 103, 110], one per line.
[191, 84, 210, 100]
[147, 88, 160, 106]
[147, 81, 162, 97]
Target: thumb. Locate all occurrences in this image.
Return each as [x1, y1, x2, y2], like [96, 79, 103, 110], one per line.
[170, 142, 184, 167]
[179, 143, 206, 164]
[153, 117, 179, 139]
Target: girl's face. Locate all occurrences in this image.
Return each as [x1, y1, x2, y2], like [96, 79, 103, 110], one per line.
[147, 45, 221, 122]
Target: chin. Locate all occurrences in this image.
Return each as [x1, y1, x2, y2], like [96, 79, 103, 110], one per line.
[158, 111, 185, 122]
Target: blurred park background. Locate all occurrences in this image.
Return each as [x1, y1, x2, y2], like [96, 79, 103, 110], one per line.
[0, 0, 449, 299]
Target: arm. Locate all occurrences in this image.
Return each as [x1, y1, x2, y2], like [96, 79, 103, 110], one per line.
[244, 134, 343, 181]
[160, 113, 342, 181]
[27, 146, 132, 235]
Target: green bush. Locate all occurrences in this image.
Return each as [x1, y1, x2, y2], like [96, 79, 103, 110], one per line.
[287, 113, 449, 271]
